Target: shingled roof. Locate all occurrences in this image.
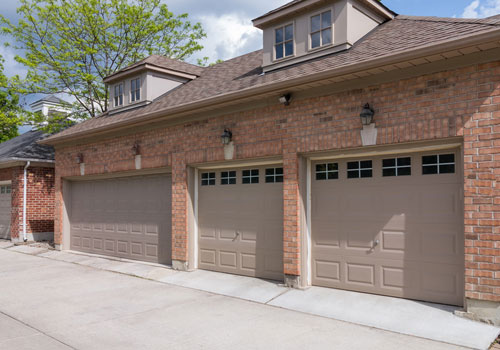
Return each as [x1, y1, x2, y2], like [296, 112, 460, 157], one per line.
[0, 130, 54, 163]
[45, 14, 500, 143]
[104, 55, 204, 82]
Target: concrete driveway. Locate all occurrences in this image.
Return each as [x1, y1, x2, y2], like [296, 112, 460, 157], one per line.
[0, 247, 493, 350]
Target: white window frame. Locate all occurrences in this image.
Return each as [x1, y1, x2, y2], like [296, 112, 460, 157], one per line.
[113, 83, 123, 107]
[382, 157, 412, 177]
[0, 184, 11, 194]
[422, 153, 456, 175]
[265, 167, 284, 183]
[274, 22, 295, 61]
[309, 8, 333, 51]
[242, 169, 259, 184]
[347, 160, 373, 179]
[220, 170, 237, 185]
[130, 77, 141, 103]
[315, 162, 339, 180]
[201, 172, 216, 186]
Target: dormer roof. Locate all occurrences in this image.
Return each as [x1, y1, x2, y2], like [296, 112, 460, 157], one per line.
[104, 55, 204, 83]
[252, 0, 395, 29]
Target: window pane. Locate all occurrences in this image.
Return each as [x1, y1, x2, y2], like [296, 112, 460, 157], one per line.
[221, 178, 229, 185]
[360, 160, 372, 169]
[321, 11, 331, 29]
[242, 170, 250, 177]
[266, 168, 274, 176]
[347, 161, 359, 170]
[439, 154, 455, 164]
[275, 168, 283, 175]
[383, 168, 396, 177]
[209, 179, 215, 185]
[316, 164, 326, 172]
[276, 175, 284, 183]
[398, 167, 411, 176]
[383, 159, 395, 167]
[397, 157, 411, 166]
[275, 44, 283, 59]
[251, 169, 259, 176]
[0, 187, 4, 194]
[327, 172, 339, 180]
[422, 155, 437, 165]
[265, 176, 274, 183]
[242, 177, 250, 184]
[316, 172, 327, 180]
[321, 29, 332, 45]
[285, 24, 293, 41]
[361, 169, 372, 178]
[423, 165, 438, 175]
[136, 90, 140, 101]
[439, 164, 455, 174]
[311, 15, 320, 32]
[327, 163, 338, 171]
[275, 28, 283, 43]
[311, 32, 321, 48]
[347, 170, 359, 179]
[285, 41, 294, 56]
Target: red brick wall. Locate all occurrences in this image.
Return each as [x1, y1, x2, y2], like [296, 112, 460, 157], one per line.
[54, 60, 500, 301]
[0, 168, 12, 182]
[9, 166, 55, 239]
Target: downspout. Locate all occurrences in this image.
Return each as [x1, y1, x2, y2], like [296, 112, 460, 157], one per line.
[22, 161, 30, 242]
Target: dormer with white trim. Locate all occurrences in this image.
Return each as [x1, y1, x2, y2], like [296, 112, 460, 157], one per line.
[104, 55, 204, 115]
[253, 0, 395, 72]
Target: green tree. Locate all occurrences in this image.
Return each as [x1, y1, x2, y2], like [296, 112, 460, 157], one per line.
[0, 0, 206, 123]
[0, 55, 25, 142]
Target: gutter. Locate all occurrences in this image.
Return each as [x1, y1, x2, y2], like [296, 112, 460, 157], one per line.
[22, 161, 30, 242]
[42, 26, 500, 145]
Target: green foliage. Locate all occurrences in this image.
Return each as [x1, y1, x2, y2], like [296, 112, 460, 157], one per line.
[197, 57, 224, 67]
[0, 0, 206, 123]
[0, 55, 25, 142]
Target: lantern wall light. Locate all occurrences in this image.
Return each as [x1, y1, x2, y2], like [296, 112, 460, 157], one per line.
[221, 129, 232, 145]
[360, 103, 375, 126]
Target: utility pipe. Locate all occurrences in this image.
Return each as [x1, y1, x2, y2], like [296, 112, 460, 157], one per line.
[22, 161, 30, 242]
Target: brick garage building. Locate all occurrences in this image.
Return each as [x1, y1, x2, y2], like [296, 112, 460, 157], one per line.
[43, 1, 500, 324]
[0, 130, 55, 242]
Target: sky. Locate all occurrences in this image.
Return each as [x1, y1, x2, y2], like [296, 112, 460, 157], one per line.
[0, 0, 499, 120]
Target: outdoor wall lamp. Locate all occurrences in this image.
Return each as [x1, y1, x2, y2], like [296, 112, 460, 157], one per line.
[360, 103, 375, 126]
[221, 128, 232, 145]
[76, 153, 84, 164]
[279, 93, 292, 106]
[132, 142, 141, 156]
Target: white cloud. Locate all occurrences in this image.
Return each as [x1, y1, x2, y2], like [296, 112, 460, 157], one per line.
[190, 13, 262, 63]
[462, 0, 500, 18]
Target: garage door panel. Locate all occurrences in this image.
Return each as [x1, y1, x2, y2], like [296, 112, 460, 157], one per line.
[69, 175, 171, 264]
[311, 151, 463, 306]
[198, 166, 283, 281]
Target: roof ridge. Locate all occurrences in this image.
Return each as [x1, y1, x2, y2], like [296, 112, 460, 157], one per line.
[396, 14, 500, 26]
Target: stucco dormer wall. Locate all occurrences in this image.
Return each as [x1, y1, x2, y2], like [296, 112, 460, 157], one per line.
[257, 0, 390, 72]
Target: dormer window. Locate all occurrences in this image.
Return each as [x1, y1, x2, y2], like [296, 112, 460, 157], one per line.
[310, 10, 332, 49]
[130, 78, 141, 102]
[114, 84, 123, 107]
[275, 23, 294, 60]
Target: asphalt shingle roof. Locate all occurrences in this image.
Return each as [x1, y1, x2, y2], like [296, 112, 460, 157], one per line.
[0, 130, 54, 162]
[46, 14, 500, 141]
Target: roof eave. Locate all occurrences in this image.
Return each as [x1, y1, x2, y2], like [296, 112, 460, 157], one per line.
[103, 63, 199, 84]
[0, 158, 55, 169]
[43, 27, 500, 146]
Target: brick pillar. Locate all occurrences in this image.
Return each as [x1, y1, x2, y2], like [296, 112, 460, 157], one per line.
[462, 61, 500, 325]
[283, 146, 301, 287]
[54, 171, 63, 247]
[10, 167, 22, 241]
[171, 152, 189, 270]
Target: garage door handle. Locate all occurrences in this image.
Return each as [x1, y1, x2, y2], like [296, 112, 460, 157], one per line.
[233, 232, 240, 241]
[373, 239, 380, 248]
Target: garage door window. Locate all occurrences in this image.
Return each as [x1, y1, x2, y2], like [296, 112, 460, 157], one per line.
[422, 154, 455, 175]
[316, 163, 339, 180]
[266, 168, 284, 183]
[382, 157, 411, 177]
[0, 185, 11, 194]
[221, 171, 237, 185]
[347, 160, 372, 179]
[242, 169, 259, 184]
[201, 172, 216, 186]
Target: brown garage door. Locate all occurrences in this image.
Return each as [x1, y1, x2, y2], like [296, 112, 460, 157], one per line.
[69, 174, 172, 264]
[311, 150, 464, 305]
[0, 184, 11, 240]
[198, 165, 283, 281]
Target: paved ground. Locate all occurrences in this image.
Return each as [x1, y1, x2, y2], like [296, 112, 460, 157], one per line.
[0, 245, 498, 350]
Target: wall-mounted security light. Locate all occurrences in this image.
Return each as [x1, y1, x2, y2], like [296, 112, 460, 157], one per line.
[279, 93, 292, 106]
[76, 153, 84, 164]
[360, 103, 375, 126]
[221, 129, 232, 145]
